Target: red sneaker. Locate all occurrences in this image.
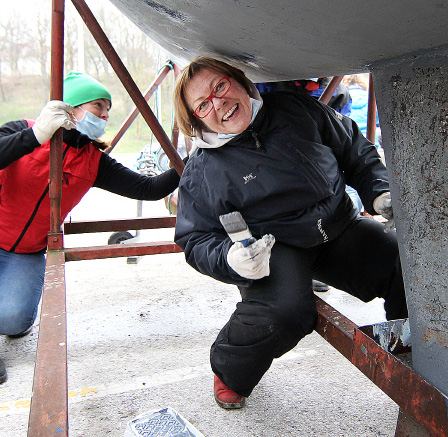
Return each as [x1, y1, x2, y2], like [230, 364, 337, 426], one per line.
[214, 375, 246, 409]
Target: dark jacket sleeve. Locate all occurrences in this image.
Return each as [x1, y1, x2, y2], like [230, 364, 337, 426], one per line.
[301, 95, 389, 214]
[0, 120, 41, 169]
[93, 153, 182, 200]
[174, 158, 252, 286]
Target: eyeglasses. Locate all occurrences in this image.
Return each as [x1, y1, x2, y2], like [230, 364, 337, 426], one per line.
[193, 76, 232, 118]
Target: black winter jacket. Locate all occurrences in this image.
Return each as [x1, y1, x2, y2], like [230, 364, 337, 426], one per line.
[174, 92, 389, 286]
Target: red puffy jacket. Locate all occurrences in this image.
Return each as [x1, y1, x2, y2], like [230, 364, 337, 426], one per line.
[0, 119, 102, 253]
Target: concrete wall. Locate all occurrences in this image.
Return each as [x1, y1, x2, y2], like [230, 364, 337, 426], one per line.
[371, 45, 448, 396]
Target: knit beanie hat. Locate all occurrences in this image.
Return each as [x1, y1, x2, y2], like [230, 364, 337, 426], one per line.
[63, 71, 112, 107]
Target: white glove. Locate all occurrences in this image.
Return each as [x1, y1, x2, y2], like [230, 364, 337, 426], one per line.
[227, 234, 275, 280]
[373, 192, 395, 232]
[32, 101, 76, 144]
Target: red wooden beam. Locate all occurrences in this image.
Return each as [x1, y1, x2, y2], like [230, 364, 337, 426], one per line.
[366, 74, 377, 144]
[107, 62, 174, 153]
[48, 0, 65, 250]
[315, 296, 357, 360]
[70, 0, 185, 176]
[315, 296, 448, 436]
[28, 251, 68, 436]
[318, 76, 344, 105]
[353, 326, 448, 437]
[64, 216, 177, 234]
[64, 241, 182, 261]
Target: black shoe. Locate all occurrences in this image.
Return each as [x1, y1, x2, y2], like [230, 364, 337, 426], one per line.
[0, 357, 7, 384]
[312, 280, 330, 292]
[8, 325, 33, 339]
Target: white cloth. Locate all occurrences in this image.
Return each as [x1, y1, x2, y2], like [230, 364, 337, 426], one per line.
[227, 234, 275, 280]
[32, 101, 76, 144]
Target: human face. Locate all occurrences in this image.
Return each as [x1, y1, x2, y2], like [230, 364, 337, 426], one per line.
[193, 76, 231, 118]
[185, 69, 252, 134]
[72, 98, 111, 122]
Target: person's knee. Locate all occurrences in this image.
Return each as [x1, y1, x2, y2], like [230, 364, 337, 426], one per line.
[272, 301, 317, 336]
[226, 299, 317, 349]
[267, 305, 317, 358]
[0, 307, 33, 336]
[250, 304, 316, 343]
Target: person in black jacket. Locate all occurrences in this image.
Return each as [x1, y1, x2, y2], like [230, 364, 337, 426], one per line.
[173, 57, 407, 409]
[0, 71, 182, 384]
[256, 76, 359, 293]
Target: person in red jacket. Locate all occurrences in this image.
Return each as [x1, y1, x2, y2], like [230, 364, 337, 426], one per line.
[0, 71, 182, 384]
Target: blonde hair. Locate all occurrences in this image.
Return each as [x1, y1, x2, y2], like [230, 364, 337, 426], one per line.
[174, 57, 254, 137]
[343, 74, 369, 90]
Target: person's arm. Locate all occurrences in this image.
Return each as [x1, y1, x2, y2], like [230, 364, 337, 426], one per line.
[93, 153, 183, 200]
[0, 101, 76, 170]
[0, 120, 41, 169]
[174, 166, 253, 286]
[303, 95, 389, 214]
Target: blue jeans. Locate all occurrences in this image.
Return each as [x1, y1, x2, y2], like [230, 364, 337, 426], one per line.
[0, 249, 46, 335]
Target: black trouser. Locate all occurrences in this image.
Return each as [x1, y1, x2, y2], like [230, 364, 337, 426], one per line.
[210, 216, 407, 397]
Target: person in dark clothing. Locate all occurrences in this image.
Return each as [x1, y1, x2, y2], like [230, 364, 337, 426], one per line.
[0, 71, 182, 384]
[173, 57, 407, 409]
[255, 77, 359, 293]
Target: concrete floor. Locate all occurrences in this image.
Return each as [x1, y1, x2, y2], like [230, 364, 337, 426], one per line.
[0, 154, 398, 437]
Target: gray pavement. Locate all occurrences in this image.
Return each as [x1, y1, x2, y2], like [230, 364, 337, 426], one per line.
[0, 154, 398, 437]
